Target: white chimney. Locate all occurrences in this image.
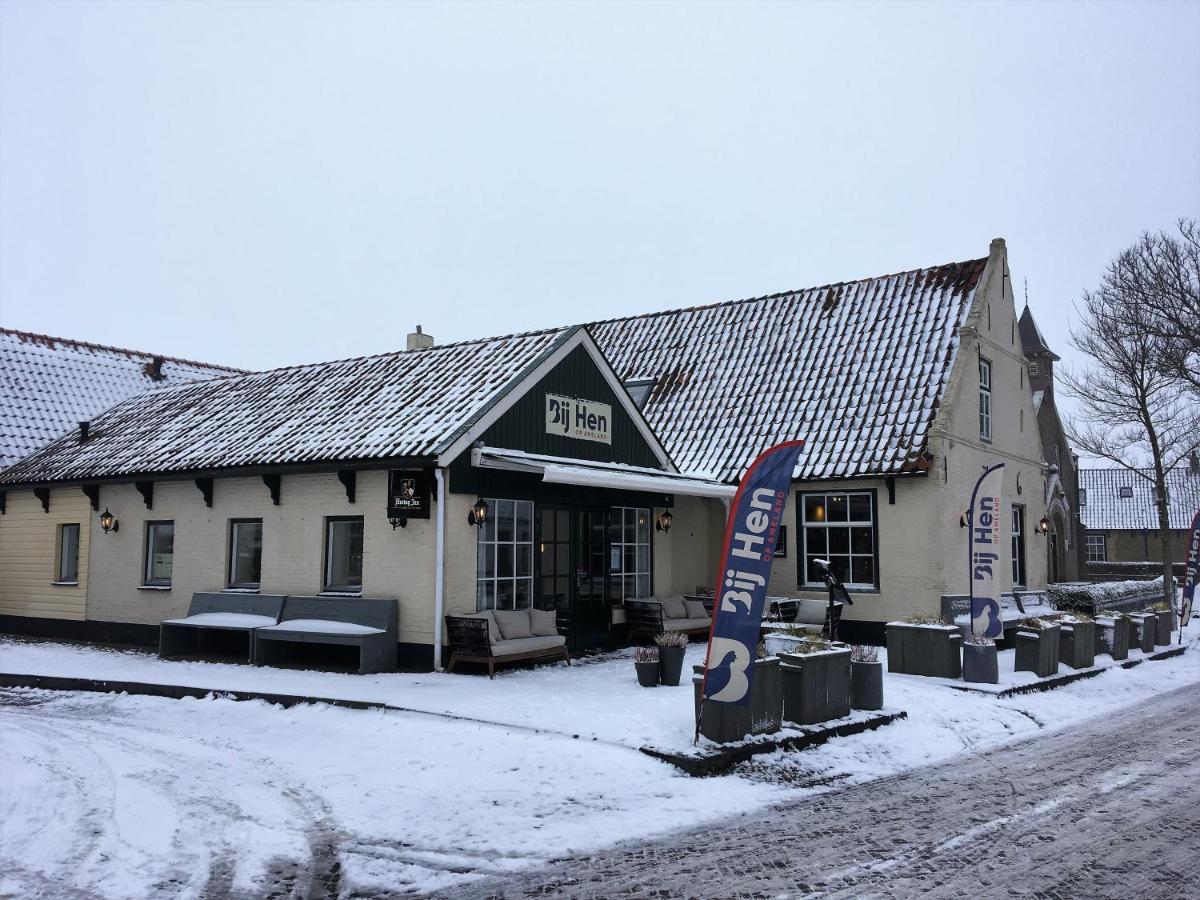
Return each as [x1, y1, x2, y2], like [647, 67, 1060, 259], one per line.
[406, 325, 434, 351]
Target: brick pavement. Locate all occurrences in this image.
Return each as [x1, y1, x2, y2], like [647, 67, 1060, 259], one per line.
[441, 683, 1200, 899]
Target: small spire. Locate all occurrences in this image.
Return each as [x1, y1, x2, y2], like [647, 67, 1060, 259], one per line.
[1024, 278, 1029, 310]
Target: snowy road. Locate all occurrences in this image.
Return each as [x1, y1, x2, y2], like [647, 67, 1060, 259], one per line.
[444, 681, 1200, 899]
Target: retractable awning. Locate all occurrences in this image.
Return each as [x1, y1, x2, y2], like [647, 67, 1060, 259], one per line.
[470, 446, 736, 499]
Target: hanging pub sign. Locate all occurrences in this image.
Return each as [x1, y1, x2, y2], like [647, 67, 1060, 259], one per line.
[545, 394, 612, 444]
[387, 470, 430, 520]
[967, 463, 1006, 639]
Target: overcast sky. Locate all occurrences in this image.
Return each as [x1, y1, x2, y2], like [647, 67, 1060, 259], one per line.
[2, 0, 1198, 390]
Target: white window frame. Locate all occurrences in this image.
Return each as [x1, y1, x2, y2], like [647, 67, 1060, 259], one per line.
[56, 523, 80, 583]
[144, 520, 175, 587]
[1085, 533, 1107, 563]
[1011, 505, 1026, 588]
[228, 519, 263, 589]
[323, 516, 364, 593]
[476, 499, 534, 610]
[978, 357, 992, 442]
[610, 506, 651, 602]
[799, 491, 878, 590]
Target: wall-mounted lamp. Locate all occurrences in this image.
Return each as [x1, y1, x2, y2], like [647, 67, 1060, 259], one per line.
[467, 497, 489, 528]
[1037, 516, 1050, 535]
[388, 513, 408, 530]
[99, 508, 119, 534]
[655, 508, 673, 533]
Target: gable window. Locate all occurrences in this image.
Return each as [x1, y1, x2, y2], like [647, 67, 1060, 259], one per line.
[623, 378, 656, 410]
[610, 507, 651, 602]
[228, 519, 263, 589]
[56, 523, 80, 583]
[799, 491, 877, 590]
[1029, 360, 1039, 376]
[477, 499, 533, 610]
[1011, 505, 1027, 588]
[144, 521, 175, 587]
[1085, 533, 1107, 563]
[978, 357, 992, 442]
[324, 517, 364, 592]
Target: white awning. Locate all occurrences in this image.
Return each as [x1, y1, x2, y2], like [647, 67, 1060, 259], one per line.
[470, 446, 736, 499]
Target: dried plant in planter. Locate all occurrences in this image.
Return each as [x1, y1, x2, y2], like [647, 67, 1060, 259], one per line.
[905, 615, 948, 626]
[793, 637, 834, 654]
[850, 644, 879, 663]
[654, 631, 689, 649]
[963, 631, 995, 646]
[1019, 617, 1050, 630]
[633, 645, 659, 664]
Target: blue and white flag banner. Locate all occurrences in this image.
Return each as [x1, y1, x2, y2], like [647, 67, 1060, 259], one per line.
[968, 463, 1006, 639]
[700, 440, 805, 706]
[1181, 509, 1199, 628]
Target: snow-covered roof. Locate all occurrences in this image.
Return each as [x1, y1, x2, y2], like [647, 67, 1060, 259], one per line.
[0, 328, 242, 469]
[591, 257, 988, 481]
[0, 328, 568, 484]
[1079, 467, 1200, 531]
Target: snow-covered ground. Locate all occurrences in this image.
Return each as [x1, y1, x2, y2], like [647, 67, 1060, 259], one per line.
[2, 633, 1198, 898]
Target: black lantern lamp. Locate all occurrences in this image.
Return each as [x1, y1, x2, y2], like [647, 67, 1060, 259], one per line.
[467, 497, 489, 528]
[99, 508, 119, 534]
[655, 508, 673, 533]
[388, 512, 408, 530]
[1037, 516, 1051, 536]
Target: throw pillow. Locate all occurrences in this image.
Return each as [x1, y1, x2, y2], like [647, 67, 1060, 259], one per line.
[684, 599, 709, 620]
[660, 595, 688, 619]
[529, 608, 559, 637]
[471, 610, 502, 646]
[493, 608, 534, 641]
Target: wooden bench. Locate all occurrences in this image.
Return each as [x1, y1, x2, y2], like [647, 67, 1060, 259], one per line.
[159, 592, 286, 663]
[254, 596, 398, 674]
[444, 607, 569, 678]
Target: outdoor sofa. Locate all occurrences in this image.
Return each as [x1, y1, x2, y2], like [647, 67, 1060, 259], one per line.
[159, 592, 287, 663]
[254, 596, 398, 674]
[625, 595, 711, 641]
[444, 608, 570, 677]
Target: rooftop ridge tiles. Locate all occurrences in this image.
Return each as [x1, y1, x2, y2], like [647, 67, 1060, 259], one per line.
[0, 326, 245, 374]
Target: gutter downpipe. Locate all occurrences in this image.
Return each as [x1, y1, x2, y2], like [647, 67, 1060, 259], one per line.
[433, 466, 447, 672]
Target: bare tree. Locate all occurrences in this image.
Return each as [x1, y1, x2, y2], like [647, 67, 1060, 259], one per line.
[1065, 244, 1200, 609]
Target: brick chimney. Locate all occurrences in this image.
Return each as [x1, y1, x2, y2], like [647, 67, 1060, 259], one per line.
[406, 325, 434, 351]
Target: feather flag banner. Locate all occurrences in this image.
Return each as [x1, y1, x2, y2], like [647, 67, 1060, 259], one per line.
[968, 463, 1006, 639]
[699, 440, 805, 708]
[1181, 509, 1199, 629]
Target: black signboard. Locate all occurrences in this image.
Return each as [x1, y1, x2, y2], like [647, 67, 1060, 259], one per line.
[387, 470, 430, 520]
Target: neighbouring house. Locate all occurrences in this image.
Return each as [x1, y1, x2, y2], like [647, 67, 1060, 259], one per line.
[1079, 461, 1200, 576]
[0, 238, 1052, 665]
[1017, 304, 1085, 582]
[0, 328, 241, 628]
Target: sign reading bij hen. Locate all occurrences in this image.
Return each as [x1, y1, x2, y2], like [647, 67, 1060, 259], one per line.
[967, 463, 1005, 639]
[545, 394, 612, 444]
[699, 440, 805, 717]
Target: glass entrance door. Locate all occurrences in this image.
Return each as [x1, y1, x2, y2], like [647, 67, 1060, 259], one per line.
[575, 508, 612, 649]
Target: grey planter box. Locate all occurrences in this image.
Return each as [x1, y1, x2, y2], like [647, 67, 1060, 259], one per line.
[850, 660, 884, 711]
[779, 647, 852, 726]
[1059, 621, 1096, 670]
[1095, 616, 1129, 661]
[1015, 624, 1061, 678]
[962, 643, 999, 684]
[692, 658, 782, 743]
[1129, 614, 1156, 653]
[886, 623, 962, 678]
[1155, 610, 1174, 646]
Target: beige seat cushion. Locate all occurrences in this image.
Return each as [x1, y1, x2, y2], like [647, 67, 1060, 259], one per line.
[467, 610, 502, 645]
[796, 598, 828, 625]
[490, 634, 567, 657]
[529, 608, 559, 637]
[684, 599, 709, 620]
[665, 617, 709, 632]
[493, 608, 534, 641]
[660, 595, 688, 619]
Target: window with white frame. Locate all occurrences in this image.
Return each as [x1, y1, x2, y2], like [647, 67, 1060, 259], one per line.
[979, 357, 992, 441]
[609, 507, 651, 602]
[228, 519, 263, 588]
[799, 492, 877, 589]
[144, 521, 175, 586]
[477, 499, 533, 610]
[56, 523, 80, 583]
[1011, 505, 1027, 588]
[1085, 533, 1107, 563]
[323, 517, 363, 592]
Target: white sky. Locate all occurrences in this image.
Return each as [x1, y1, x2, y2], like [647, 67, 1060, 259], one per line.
[1, 0, 1198, 393]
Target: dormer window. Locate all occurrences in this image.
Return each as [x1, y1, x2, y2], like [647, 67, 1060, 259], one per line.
[624, 378, 656, 410]
[1119, 486, 1133, 499]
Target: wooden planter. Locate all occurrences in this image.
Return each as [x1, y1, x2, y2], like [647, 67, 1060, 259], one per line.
[962, 643, 999, 684]
[692, 658, 782, 743]
[886, 623, 962, 678]
[1129, 614, 1156, 653]
[779, 646, 852, 725]
[1095, 616, 1129, 661]
[1059, 621, 1096, 670]
[1154, 610, 1174, 646]
[1015, 624, 1061, 678]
